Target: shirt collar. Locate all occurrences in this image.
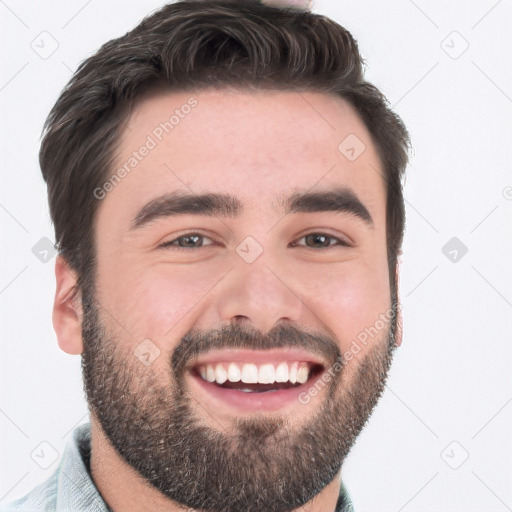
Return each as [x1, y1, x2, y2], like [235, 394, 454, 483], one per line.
[55, 422, 110, 511]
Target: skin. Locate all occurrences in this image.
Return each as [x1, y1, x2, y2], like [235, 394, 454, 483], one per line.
[53, 88, 402, 512]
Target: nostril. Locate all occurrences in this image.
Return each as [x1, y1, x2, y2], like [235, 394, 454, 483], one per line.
[232, 315, 249, 323]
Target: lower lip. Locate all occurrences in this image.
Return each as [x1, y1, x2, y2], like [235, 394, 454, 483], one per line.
[186, 369, 325, 413]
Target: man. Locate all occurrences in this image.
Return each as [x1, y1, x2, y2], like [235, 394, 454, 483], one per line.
[2, 0, 410, 511]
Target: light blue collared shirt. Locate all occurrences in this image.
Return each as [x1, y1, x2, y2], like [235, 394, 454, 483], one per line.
[1, 422, 354, 511]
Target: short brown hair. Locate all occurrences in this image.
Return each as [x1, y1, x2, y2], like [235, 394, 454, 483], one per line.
[40, 0, 410, 294]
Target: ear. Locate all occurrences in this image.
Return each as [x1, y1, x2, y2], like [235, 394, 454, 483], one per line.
[394, 255, 403, 348]
[53, 255, 84, 355]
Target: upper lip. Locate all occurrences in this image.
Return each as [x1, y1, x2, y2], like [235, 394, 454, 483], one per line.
[187, 348, 328, 369]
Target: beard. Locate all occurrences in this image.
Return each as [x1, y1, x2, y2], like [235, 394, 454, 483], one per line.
[81, 281, 397, 512]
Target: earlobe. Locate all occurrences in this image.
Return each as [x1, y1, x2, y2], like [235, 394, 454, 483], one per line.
[53, 255, 84, 355]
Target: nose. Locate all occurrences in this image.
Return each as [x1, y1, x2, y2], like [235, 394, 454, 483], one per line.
[216, 255, 305, 335]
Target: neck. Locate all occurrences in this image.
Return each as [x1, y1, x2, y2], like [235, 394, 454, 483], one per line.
[89, 417, 342, 512]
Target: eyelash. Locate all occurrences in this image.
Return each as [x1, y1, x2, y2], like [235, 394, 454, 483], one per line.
[159, 231, 351, 251]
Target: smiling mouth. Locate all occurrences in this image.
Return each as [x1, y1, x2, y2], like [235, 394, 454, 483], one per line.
[191, 361, 325, 393]
[186, 348, 330, 411]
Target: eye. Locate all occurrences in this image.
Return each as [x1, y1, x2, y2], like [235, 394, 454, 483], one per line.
[160, 232, 215, 250]
[291, 232, 351, 249]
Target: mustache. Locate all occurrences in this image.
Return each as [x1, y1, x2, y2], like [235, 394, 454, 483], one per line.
[171, 322, 341, 378]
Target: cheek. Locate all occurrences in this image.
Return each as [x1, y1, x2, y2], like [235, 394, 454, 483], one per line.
[99, 263, 223, 342]
[304, 262, 391, 356]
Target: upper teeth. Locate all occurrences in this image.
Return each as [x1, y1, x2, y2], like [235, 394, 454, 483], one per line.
[198, 362, 311, 385]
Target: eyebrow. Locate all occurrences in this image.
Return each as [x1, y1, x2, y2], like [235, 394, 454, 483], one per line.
[285, 188, 373, 227]
[131, 187, 374, 229]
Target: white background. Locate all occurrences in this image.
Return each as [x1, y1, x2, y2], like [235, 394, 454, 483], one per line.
[1, 1, 511, 510]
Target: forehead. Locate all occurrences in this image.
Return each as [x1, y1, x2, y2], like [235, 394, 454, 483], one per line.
[103, 87, 386, 226]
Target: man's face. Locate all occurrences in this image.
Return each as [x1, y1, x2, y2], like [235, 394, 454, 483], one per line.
[81, 88, 397, 511]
